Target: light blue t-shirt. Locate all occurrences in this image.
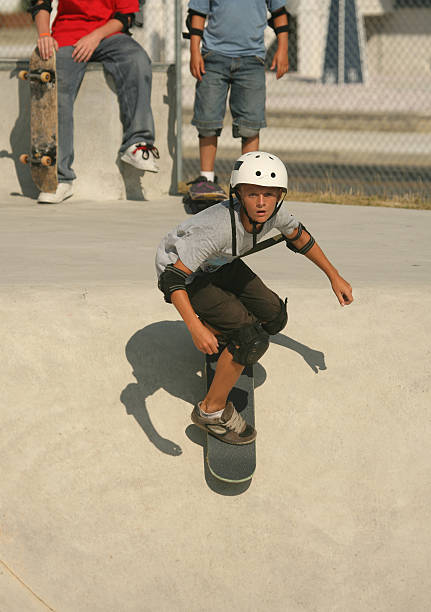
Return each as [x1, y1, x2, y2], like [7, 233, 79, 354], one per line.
[155, 199, 299, 282]
[188, 0, 286, 58]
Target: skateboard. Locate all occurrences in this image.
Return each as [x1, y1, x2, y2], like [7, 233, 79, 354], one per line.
[19, 47, 58, 193]
[204, 352, 256, 483]
[183, 193, 226, 215]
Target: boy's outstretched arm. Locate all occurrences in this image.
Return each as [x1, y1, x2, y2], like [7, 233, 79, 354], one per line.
[270, 11, 289, 79]
[284, 227, 354, 306]
[170, 259, 219, 354]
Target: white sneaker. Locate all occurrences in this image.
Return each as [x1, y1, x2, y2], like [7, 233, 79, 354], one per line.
[38, 182, 73, 204]
[121, 143, 160, 173]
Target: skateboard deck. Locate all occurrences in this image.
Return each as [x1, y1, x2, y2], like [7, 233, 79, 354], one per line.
[183, 194, 225, 214]
[19, 47, 58, 193]
[204, 352, 256, 483]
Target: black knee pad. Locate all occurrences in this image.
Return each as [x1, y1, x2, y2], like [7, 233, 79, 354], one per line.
[198, 128, 222, 138]
[262, 298, 288, 335]
[228, 323, 270, 366]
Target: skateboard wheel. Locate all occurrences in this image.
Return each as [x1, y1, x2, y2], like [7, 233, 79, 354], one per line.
[40, 71, 51, 83]
[41, 155, 52, 167]
[19, 154, 29, 165]
[18, 70, 28, 81]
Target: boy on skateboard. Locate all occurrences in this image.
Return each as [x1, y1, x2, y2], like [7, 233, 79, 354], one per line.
[156, 152, 353, 444]
[29, 0, 159, 204]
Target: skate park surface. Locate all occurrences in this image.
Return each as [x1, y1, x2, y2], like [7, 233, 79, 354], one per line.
[1, 192, 430, 612]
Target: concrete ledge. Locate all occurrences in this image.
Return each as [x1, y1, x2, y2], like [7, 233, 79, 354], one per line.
[0, 61, 178, 201]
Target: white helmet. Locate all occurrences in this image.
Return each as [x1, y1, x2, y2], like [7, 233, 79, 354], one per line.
[230, 151, 288, 193]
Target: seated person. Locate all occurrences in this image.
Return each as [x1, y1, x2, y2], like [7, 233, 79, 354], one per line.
[30, 0, 159, 204]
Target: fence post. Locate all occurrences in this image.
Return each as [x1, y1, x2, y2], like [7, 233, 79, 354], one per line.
[175, 0, 183, 188]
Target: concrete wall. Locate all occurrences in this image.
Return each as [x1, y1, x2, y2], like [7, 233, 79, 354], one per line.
[365, 8, 431, 78]
[0, 61, 177, 201]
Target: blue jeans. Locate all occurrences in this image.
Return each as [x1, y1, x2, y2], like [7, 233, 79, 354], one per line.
[192, 51, 266, 139]
[56, 34, 155, 183]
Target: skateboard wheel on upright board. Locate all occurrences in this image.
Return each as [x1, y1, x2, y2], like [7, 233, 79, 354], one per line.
[41, 155, 52, 166]
[40, 71, 51, 83]
[19, 154, 29, 165]
[18, 70, 28, 81]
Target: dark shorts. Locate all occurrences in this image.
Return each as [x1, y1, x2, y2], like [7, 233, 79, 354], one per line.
[187, 259, 283, 335]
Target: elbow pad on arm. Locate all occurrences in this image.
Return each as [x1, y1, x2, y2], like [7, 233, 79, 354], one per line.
[182, 9, 206, 40]
[268, 7, 289, 35]
[28, 0, 52, 20]
[112, 12, 135, 34]
[285, 223, 316, 255]
[158, 264, 189, 304]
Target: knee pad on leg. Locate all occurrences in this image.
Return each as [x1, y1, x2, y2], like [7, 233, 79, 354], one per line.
[232, 124, 259, 139]
[228, 323, 270, 366]
[241, 135, 260, 147]
[261, 298, 288, 335]
[198, 128, 222, 138]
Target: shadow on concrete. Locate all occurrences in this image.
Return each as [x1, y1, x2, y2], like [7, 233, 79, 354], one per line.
[116, 156, 148, 201]
[121, 320, 201, 455]
[122, 321, 324, 493]
[271, 333, 327, 374]
[5, 62, 38, 199]
[121, 319, 266, 454]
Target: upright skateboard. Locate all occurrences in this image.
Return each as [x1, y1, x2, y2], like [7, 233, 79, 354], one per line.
[19, 47, 58, 193]
[204, 352, 256, 483]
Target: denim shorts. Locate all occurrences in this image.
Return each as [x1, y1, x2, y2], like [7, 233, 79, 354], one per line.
[187, 259, 282, 335]
[192, 51, 266, 139]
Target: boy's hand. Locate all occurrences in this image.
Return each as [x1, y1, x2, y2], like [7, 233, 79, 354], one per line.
[190, 48, 205, 81]
[271, 48, 289, 79]
[72, 31, 103, 63]
[37, 35, 58, 60]
[331, 274, 354, 306]
[189, 320, 219, 354]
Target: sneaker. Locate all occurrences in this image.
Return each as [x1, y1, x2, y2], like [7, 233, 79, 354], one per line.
[191, 401, 256, 445]
[38, 182, 73, 204]
[187, 176, 227, 201]
[121, 143, 160, 172]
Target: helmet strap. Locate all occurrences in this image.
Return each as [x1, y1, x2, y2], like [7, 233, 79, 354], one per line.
[229, 186, 237, 256]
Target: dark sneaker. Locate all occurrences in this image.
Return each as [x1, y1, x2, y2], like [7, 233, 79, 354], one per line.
[187, 176, 227, 201]
[191, 401, 256, 445]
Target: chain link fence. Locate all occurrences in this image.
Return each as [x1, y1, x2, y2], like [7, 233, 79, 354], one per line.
[1, 1, 430, 199]
[180, 0, 431, 200]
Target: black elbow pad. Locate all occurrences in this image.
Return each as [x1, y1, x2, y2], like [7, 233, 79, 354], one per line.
[28, 0, 52, 20]
[113, 12, 135, 34]
[158, 264, 189, 303]
[268, 7, 290, 35]
[182, 9, 206, 40]
[285, 223, 316, 255]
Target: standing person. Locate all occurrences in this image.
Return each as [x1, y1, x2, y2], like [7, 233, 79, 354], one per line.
[156, 152, 353, 444]
[29, 0, 159, 204]
[184, 0, 289, 205]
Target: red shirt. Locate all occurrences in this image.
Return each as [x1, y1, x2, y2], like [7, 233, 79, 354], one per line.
[52, 0, 139, 47]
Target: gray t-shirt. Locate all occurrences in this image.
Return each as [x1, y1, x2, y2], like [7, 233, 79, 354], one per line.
[155, 200, 299, 282]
